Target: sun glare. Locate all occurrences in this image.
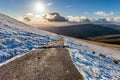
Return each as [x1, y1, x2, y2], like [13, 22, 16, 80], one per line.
[34, 2, 45, 12]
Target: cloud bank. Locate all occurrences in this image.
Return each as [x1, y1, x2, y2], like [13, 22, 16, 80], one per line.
[94, 11, 114, 17]
[43, 12, 67, 22]
[47, 2, 53, 6]
[23, 17, 31, 22]
[17, 12, 120, 25]
[67, 16, 90, 22]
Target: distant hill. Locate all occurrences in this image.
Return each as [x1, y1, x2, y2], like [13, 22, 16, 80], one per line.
[39, 24, 120, 45]
[89, 34, 120, 45]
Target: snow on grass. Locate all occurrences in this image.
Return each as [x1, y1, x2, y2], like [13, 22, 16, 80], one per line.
[0, 13, 59, 39]
[65, 38, 120, 80]
[0, 25, 59, 63]
[65, 38, 120, 61]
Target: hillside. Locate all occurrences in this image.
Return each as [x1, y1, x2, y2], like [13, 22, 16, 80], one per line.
[67, 36, 120, 51]
[89, 34, 120, 45]
[38, 24, 120, 45]
[0, 13, 60, 63]
[0, 13, 120, 80]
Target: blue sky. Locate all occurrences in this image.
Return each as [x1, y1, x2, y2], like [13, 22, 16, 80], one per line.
[0, 0, 120, 18]
[1, 0, 120, 25]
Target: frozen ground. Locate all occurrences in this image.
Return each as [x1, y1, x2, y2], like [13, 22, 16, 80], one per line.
[0, 13, 120, 80]
[65, 38, 120, 80]
[0, 25, 59, 63]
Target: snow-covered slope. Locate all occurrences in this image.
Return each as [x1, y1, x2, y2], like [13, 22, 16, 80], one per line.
[0, 13, 59, 37]
[0, 13, 120, 80]
[0, 13, 60, 63]
[65, 38, 120, 80]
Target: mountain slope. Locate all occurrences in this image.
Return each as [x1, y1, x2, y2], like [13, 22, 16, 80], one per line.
[0, 13, 120, 80]
[89, 34, 120, 45]
[65, 38, 120, 79]
[39, 24, 120, 39]
[0, 13, 60, 63]
[39, 24, 120, 45]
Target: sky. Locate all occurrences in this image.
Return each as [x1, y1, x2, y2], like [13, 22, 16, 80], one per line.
[0, 0, 120, 26]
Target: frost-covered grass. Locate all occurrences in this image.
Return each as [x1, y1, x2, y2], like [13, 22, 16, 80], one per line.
[0, 25, 59, 63]
[0, 13, 60, 63]
[65, 38, 120, 62]
[65, 38, 120, 80]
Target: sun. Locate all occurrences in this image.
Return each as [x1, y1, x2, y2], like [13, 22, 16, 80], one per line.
[34, 2, 45, 12]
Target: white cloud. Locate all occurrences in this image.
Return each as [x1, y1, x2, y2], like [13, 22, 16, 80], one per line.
[17, 13, 44, 22]
[67, 16, 89, 22]
[23, 17, 31, 22]
[16, 12, 120, 24]
[43, 12, 67, 22]
[26, 13, 34, 16]
[106, 17, 120, 22]
[114, 17, 120, 22]
[47, 2, 53, 6]
[17, 16, 24, 21]
[94, 11, 114, 17]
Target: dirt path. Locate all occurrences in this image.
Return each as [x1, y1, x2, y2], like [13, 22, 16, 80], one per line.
[0, 41, 83, 80]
